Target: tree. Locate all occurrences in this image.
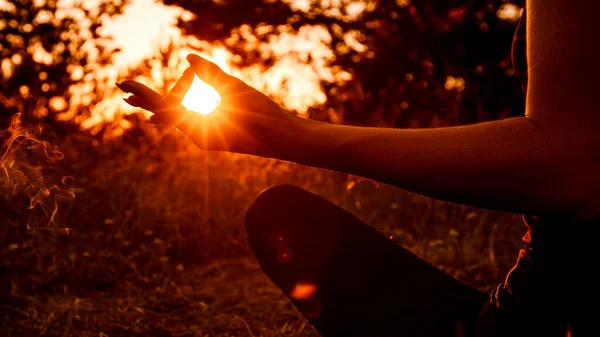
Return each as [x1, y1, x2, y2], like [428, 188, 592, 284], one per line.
[165, 0, 525, 127]
[0, 0, 128, 129]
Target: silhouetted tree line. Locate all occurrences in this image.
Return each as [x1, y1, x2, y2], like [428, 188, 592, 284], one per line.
[168, 0, 525, 127]
[0, 0, 128, 129]
[1, 0, 525, 130]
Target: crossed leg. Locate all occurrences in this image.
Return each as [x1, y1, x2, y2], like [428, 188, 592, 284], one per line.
[245, 184, 488, 337]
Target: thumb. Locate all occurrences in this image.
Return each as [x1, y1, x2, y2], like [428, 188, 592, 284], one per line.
[162, 68, 194, 106]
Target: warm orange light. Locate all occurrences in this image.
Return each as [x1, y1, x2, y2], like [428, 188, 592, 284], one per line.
[181, 74, 221, 115]
[290, 282, 318, 300]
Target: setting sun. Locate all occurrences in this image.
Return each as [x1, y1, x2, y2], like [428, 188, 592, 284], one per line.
[181, 74, 221, 115]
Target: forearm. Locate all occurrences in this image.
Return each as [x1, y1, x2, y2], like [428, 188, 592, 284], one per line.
[279, 116, 593, 217]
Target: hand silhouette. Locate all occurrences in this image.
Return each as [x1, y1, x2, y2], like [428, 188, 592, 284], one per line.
[117, 54, 301, 156]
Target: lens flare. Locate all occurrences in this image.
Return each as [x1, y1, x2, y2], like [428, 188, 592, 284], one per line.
[181, 74, 221, 115]
[290, 282, 318, 300]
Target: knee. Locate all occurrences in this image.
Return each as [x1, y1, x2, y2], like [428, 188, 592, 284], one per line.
[244, 184, 308, 250]
[245, 184, 306, 235]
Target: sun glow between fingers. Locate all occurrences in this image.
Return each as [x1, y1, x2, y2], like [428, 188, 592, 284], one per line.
[181, 74, 221, 115]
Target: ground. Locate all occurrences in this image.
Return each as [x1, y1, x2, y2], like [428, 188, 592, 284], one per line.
[2, 258, 322, 337]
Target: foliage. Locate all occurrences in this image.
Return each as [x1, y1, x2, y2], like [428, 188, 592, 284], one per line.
[167, 0, 526, 127]
[0, 0, 128, 128]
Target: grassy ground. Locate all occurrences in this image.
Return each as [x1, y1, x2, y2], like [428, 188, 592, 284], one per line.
[2, 258, 321, 337]
[1, 115, 525, 336]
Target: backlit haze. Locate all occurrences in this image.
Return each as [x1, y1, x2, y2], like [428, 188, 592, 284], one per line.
[91, 0, 521, 126]
[1, 0, 523, 126]
[81, 0, 356, 126]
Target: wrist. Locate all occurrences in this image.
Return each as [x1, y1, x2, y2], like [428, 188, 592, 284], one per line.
[255, 109, 310, 161]
[268, 111, 327, 164]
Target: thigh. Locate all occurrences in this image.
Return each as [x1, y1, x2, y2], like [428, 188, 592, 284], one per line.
[245, 184, 488, 337]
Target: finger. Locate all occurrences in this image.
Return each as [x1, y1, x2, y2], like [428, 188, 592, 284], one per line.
[117, 80, 163, 107]
[124, 95, 153, 111]
[123, 97, 140, 108]
[187, 54, 236, 93]
[149, 103, 190, 124]
[162, 68, 194, 106]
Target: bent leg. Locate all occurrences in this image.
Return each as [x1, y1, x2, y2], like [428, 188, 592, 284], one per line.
[245, 184, 487, 337]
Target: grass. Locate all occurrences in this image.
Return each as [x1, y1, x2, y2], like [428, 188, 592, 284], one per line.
[0, 114, 525, 336]
[2, 258, 320, 337]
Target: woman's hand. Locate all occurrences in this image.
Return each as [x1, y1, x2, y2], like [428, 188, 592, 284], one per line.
[117, 54, 302, 157]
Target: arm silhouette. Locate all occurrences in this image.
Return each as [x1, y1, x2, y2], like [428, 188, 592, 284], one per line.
[118, 0, 600, 220]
